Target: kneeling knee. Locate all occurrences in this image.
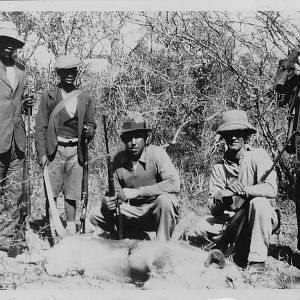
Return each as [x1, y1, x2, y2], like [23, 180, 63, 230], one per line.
[155, 194, 175, 211]
[249, 197, 269, 210]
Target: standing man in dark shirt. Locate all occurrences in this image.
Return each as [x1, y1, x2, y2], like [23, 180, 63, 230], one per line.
[35, 54, 96, 234]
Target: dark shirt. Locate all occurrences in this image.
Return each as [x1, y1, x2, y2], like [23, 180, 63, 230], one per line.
[112, 144, 180, 204]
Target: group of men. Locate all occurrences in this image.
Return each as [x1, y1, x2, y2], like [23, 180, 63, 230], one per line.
[0, 21, 297, 275]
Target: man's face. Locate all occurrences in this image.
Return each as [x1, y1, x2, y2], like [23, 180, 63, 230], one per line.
[0, 37, 18, 60]
[222, 130, 247, 152]
[57, 68, 78, 86]
[121, 130, 147, 158]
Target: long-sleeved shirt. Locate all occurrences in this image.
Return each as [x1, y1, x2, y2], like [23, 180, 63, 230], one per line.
[112, 144, 180, 205]
[208, 146, 277, 215]
[35, 86, 96, 165]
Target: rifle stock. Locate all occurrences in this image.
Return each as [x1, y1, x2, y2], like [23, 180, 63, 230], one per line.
[103, 115, 123, 240]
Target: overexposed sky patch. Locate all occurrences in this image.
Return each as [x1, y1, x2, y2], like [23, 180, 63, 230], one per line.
[1, 0, 300, 12]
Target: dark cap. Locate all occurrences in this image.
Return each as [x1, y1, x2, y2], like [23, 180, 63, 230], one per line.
[119, 111, 152, 135]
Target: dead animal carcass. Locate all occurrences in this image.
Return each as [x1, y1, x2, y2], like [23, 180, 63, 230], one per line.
[44, 235, 244, 289]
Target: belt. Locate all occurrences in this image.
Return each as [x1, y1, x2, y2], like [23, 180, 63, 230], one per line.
[58, 140, 78, 147]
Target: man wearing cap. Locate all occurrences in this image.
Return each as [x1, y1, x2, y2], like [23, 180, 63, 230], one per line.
[35, 54, 96, 234]
[89, 111, 180, 241]
[194, 110, 279, 274]
[0, 21, 35, 243]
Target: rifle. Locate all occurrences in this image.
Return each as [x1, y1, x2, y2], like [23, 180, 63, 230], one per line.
[102, 115, 123, 240]
[79, 104, 90, 234]
[7, 106, 32, 257]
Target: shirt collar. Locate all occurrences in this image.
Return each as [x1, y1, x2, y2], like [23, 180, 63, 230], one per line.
[223, 145, 252, 176]
[0, 60, 5, 71]
[0, 59, 15, 70]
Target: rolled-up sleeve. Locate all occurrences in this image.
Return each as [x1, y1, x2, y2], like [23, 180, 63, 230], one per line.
[208, 164, 232, 215]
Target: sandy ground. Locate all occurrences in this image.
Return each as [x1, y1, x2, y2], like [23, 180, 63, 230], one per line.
[0, 207, 299, 299]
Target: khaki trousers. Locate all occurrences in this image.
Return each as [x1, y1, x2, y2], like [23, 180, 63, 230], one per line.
[89, 193, 179, 241]
[195, 197, 278, 262]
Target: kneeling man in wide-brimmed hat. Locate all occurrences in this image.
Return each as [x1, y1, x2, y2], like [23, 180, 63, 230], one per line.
[90, 111, 180, 241]
[194, 110, 279, 274]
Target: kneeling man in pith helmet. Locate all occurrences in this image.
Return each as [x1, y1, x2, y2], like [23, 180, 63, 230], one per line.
[194, 110, 279, 274]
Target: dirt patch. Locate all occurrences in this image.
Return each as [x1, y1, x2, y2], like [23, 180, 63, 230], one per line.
[0, 216, 299, 291]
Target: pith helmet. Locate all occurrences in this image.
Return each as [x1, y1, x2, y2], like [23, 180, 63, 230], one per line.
[54, 54, 81, 71]
[119, 111, 152, 135]
[0, 21, 25, 48]
[217, 110, 257, 134]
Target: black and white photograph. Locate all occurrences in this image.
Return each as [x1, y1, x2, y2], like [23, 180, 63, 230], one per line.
[0, 1, 300, 299]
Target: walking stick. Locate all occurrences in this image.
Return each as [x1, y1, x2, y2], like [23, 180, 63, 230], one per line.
[103, 115, 123, 240]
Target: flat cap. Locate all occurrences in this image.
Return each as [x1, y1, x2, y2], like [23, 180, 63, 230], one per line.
[54, 54, 81, 70]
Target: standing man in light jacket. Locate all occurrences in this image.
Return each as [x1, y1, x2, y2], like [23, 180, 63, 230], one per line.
[90, 111, 180, 241]
[0, 21, 35, 246]
[35, 54, 96, 234]
[194, 110, 279, 274]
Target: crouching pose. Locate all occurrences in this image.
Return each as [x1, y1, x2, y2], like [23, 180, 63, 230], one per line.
[35, 54, 96, 234]
[195, 110, 279, 274]
[90, 111, 180, 241]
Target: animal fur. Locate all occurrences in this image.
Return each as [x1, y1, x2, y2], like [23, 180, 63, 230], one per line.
[44, 235, 244, 289]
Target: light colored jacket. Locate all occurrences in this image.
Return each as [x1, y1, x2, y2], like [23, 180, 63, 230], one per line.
[208, 147, 277, 215]
[0, 60, 28, 154]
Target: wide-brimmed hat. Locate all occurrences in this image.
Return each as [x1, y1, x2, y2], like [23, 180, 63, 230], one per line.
[0, 21, 25, 48]
[119, 111, 152, 135]
[217, 110, 257, 134]
[54, 54, 81, 71]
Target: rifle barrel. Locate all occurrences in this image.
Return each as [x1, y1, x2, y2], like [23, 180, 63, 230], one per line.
[102, 115, 123, 240]
[26, 106, 31, 216]
[259, 131, 296, 183]
[79, 103, 90, 234]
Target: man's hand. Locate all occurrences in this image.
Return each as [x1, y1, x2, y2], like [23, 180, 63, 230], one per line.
[103, 188, 141, 211]
[227, 180, 246, 197]
[82, 124, 95, 140]
[23, 94, 36, 111]
[115, 188, 141, 202]
[103, 195, 118, 211]
[39, 156, 49, 169]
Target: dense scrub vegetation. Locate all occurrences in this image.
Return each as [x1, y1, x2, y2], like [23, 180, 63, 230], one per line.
[1, 11, 299, 232]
